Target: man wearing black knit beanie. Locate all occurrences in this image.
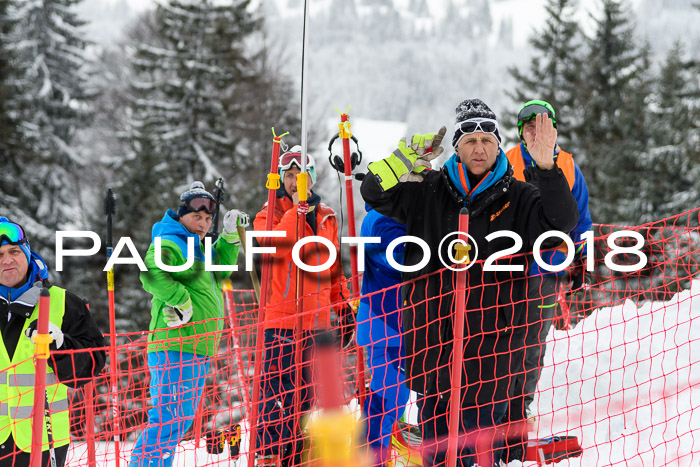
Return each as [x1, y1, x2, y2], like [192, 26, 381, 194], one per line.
[361, 98, 579, 466]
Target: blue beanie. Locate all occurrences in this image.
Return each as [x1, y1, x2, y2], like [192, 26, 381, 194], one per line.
[0, 217, 31, 264]
[177, 181, 216, 217]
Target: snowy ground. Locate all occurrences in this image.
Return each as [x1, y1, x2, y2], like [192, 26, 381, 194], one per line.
[66, 280, 700, 466]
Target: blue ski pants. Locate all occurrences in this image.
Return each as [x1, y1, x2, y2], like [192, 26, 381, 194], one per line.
[129, 351, 210, 467]
[362, 345, 410, 452]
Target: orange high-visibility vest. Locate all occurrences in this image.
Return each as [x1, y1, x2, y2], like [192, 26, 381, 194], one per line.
[506, 144, 576, 189]
[506, 145, 578, 255]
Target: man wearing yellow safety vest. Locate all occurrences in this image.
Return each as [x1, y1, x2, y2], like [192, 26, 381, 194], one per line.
[502, 100, 593, 462]
[0, 217, 106, 467]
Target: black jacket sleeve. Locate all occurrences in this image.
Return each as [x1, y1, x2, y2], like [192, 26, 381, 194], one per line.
[360, 171, 423, 224]
[521, 165, 579, 248]
[49, 292, 106, 388]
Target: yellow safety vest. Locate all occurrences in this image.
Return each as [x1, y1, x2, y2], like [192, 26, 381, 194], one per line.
[0, 286, 70, 452]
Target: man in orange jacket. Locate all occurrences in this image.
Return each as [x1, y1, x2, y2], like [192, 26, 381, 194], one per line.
[252, 145, 352, 466]
[503, 100, 592, 462]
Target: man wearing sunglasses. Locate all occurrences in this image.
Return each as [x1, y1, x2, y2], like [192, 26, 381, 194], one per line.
[131, 181, 248, 467]
[0, 217, 105, 467]
[361, 98, 579, 466]
[501, 100, 593, 462]
[252, 146, 352, 466]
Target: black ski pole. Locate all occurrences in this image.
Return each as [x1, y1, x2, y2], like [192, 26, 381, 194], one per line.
[210, 178, 226, 238]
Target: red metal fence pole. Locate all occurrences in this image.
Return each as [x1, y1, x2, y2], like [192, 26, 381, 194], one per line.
[29, 287, 51, 467]
[247, 129, 287, 466]
[338, 112, 367, 407]
[447, 207, 469, 467]
[84, 381, 97, 467]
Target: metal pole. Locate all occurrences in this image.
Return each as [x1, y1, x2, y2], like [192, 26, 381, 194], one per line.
[247, 129, 287, 466]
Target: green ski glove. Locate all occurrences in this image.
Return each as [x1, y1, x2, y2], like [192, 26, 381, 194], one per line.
[368, 126, 446, 191]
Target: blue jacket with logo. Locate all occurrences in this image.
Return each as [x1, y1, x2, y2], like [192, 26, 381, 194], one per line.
[356, 206, 406, 349]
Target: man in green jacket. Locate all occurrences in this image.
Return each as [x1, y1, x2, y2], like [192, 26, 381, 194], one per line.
[130, 181, 248, 467]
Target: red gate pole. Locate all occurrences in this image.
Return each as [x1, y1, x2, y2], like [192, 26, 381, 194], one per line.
[291, 141, 311, 463]
[247, 129, 288, 467]
[447, 207, 470, 467]
[84, 382, 97, 467]
[337, 110, 367, 407]
[29, 287, 51, 467]
[223, 280, 251, 412]
[83, 301, 97, 467]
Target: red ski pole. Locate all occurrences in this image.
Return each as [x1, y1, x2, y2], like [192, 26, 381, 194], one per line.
[447, 207, 470, 467]
[247, 128, 288, 467]
[336, 110, 367, 407]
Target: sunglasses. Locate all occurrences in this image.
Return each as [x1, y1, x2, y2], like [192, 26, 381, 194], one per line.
[455, 118, 499, 136]
[518, 104, 554, 123]
[0, 221, 28, 246]
[182, 197, 216, 214]
[279, 152, 314, 172]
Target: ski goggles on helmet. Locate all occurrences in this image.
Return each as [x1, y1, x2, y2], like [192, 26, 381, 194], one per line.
[455, 118, 499, 137]
[517, 103, 556, 124]
[279, 151, 315, 172]
[181, 196, 217, 215]
[0, 220, 28, 246]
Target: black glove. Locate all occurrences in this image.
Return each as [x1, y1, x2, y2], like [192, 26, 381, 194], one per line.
[25, 319, 64, 350]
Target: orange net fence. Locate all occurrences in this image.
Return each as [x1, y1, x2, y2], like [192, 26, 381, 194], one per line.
[6, 209, 699, 466]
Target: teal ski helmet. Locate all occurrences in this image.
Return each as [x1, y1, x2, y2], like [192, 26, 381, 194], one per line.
[517, 100, 557, 141]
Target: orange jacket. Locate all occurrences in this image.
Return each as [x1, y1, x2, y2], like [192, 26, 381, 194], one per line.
[506, 144, 578, 257]
[506, 144, 576, 188]
[253, 192, 350, 330]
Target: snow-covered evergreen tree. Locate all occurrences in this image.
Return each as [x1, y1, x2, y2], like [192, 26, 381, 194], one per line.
[1, 0, 93, 271]
[125, 0, 259, 182]
[99, 1, 301, 330]
[0, 0, 17, 155]
[636, 42, 700, 222]
[575, 0, 652, 224]
[506, 0, 586, 151]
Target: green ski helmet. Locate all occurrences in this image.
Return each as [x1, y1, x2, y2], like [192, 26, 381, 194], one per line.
[517, 100, 557, 141]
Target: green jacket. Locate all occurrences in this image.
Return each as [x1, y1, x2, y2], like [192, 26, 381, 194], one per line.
[140, 210, 240, 356]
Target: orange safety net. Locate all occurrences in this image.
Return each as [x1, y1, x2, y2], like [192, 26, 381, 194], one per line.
[8, 208, 698, 466]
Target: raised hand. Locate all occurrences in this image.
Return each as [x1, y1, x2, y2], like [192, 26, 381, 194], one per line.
[528, 113, 557, 170]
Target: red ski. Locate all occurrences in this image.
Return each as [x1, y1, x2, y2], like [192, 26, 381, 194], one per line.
[525, 435, 583, 464]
